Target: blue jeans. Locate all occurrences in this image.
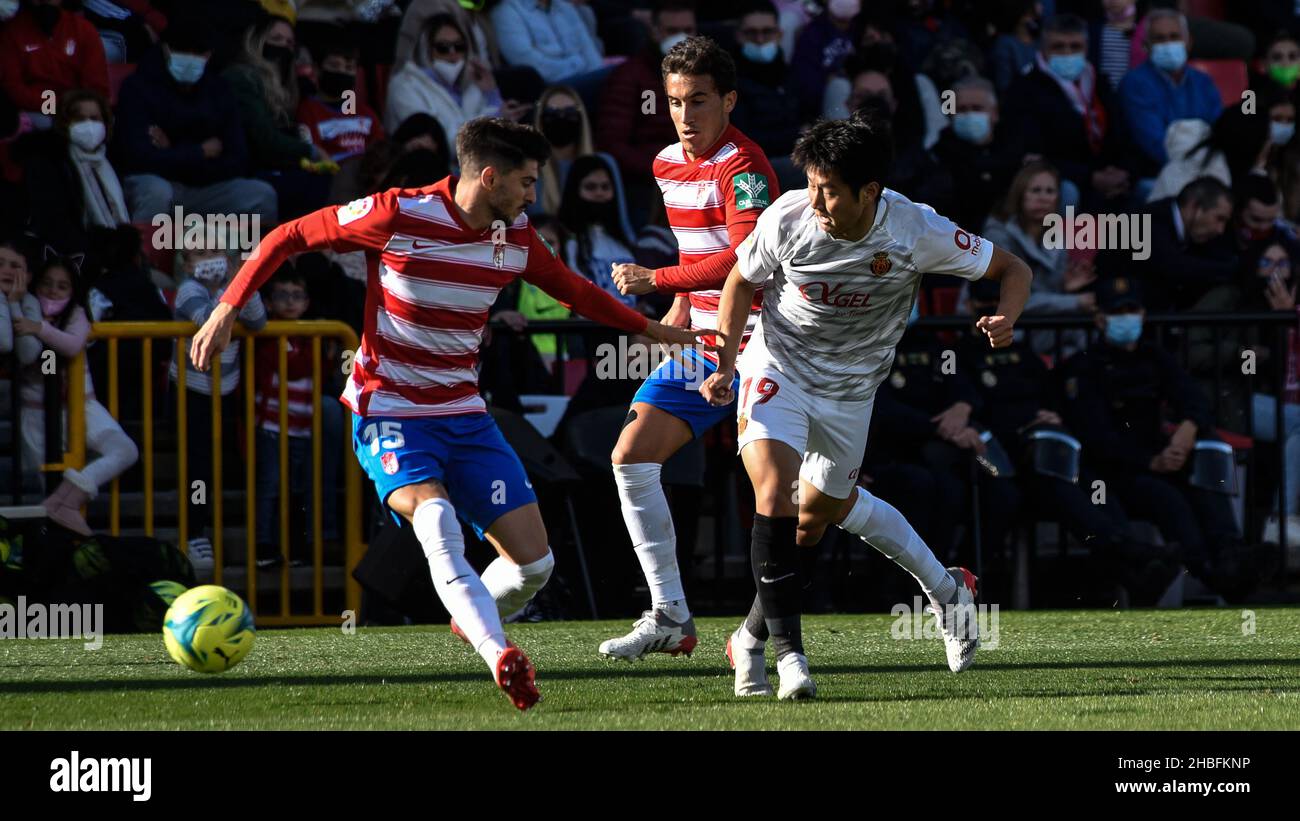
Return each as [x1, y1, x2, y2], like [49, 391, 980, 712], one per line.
[1252, 392, 1300, 515]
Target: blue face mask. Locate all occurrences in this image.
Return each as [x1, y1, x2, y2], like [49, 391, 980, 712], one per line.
[1105, 313, 1143, 346]
[1048, 53, 1087, 82]
[742, 41, 779, 64]
[168, 52, 208, 85]
[1272, 120, 1296, 145]
[952, 111, 991, 143]
[1151, 40, 1187, 73]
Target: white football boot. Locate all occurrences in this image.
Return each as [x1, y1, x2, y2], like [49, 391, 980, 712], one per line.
[928, 567, 980, 673]
[775, 652, 816, 700]
[598, 608, 697, 661]
[726, 627, 774, 697]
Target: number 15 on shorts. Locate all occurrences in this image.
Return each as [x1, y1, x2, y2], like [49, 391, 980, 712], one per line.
[361, 421, 405, 455]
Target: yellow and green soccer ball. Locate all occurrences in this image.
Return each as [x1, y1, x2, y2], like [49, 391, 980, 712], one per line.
[162, 585, 256, 673]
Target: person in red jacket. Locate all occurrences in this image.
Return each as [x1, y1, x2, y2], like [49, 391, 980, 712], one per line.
[0, 1, 109, 127]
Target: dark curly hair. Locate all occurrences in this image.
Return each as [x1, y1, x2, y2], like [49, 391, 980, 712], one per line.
[661, 35, 736, 96]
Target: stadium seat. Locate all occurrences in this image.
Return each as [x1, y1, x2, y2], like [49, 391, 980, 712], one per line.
[107, 63, 136, 106]
[1189, 59, 1248, 108]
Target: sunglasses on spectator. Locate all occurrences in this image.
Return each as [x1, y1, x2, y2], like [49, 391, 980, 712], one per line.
[1259, 258, 1291, 271]
[432, 40, 467, 57]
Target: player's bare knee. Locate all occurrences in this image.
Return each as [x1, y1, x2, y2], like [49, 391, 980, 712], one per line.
[754, 485, 798, 518]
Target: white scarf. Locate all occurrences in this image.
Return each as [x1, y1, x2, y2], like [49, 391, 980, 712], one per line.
[69, 142, 129, 228]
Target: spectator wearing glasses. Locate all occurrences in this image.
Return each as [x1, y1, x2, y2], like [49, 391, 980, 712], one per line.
[384, 12, 500, 159]
[729, 0, 799, 160]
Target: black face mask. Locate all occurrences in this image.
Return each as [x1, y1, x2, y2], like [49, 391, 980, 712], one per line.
[318, 69, 355, 99]
[33, 4, 60, 34]
[541, 108, 581, 147]
[262, 44, 294, 74]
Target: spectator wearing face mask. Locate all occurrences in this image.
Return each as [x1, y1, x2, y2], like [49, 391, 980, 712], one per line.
[0, 0, 110, 129]
[113, 16, 279, 228]
[1254, 29, 1300, 97]
[16, 88, 128, 256]
[932, 76, 1027, 234]
[225, 15, 336, 220]
[1004, 12, 1135, 211]
[729, 0, 799, 160]
[596, 0, 695, 193]
[790, 0, 860, 122]
[533, 85, 592, 217]
[384, 12, 501, 159]
[559, 155, 639, 309]
[1149, 100, 1294, 203]
[989, 0, 1042, 95]
[1062, 275, 1265, 601]
[297, 31, 385, 165]
[170, 245, 267, 572]
[1118, 9, 1223, 179]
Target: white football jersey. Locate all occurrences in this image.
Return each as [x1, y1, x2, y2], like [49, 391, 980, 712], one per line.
[736, 187, 993, 401]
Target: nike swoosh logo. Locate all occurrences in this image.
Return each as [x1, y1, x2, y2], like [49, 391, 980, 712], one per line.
[445, 574, 469, 584]
[760, 573, 795, 584]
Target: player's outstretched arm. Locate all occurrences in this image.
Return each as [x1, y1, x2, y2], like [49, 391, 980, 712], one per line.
[701, 262, 755, 406]
[974, 246, 1033, 349]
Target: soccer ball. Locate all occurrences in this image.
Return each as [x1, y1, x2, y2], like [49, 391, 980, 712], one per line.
[162, 585, 256, 673]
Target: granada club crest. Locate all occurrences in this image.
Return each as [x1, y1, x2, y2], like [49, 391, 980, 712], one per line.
[381, 451, 400, 475]
[870, 251, 892, 276]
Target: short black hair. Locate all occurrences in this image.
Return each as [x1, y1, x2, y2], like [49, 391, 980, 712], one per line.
[269, 266, 307, 289]
[1236, 172, 1280, 208]
[314, 26, 359, 64]
[791, 111, 894, 196]
[654, 0, 697, 21]
[1178, 175, 1233, 210]
[737, 0, 778, 20]
[662, 35, 737, 97]
[1042, 12, 1088, 41]
[456, 117, 551, 176]
[163, 14, 215, 54]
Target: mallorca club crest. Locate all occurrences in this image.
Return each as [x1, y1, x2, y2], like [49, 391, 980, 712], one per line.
[870, 251, 892, 276]
[381, 451, 400, 475]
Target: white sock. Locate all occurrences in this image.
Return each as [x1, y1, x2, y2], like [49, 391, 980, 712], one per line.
[838, 487, 956, 605]
[481, 551, 555, 617]
[614, 462, 689, 620]
[733, 624, 765, 651]
[412, 498, 507, 668]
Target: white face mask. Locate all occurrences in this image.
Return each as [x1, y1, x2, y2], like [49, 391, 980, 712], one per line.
[68, 120, 106, 152]
[430, 58, 465, 86]
[192, 256, 229, 283]
[660, 32, 689, 55]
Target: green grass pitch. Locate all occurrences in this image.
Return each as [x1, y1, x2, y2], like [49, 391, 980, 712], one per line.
[3, 609, 1299, 730]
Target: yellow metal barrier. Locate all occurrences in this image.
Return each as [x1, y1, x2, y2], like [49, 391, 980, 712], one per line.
[48, 320, 364, 626]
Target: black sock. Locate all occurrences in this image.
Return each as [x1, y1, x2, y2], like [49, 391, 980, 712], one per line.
[751, 513, 803, 659]
[742, 594, 768, 642]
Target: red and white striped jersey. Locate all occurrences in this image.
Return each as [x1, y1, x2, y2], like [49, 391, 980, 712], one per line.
[652, 124, 777, 362]
[221, 176, 649, 418]
[255, 335, 314, 437]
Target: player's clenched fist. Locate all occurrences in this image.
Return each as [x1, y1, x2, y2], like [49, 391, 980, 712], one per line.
[976, 314, 1014, 348]
[701, 368, 735, 406]
[189, 302, 238, 373]
[612, 263, 658, 295]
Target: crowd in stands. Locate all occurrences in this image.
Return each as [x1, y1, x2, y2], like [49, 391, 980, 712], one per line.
[2, 0, 1299, 604]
